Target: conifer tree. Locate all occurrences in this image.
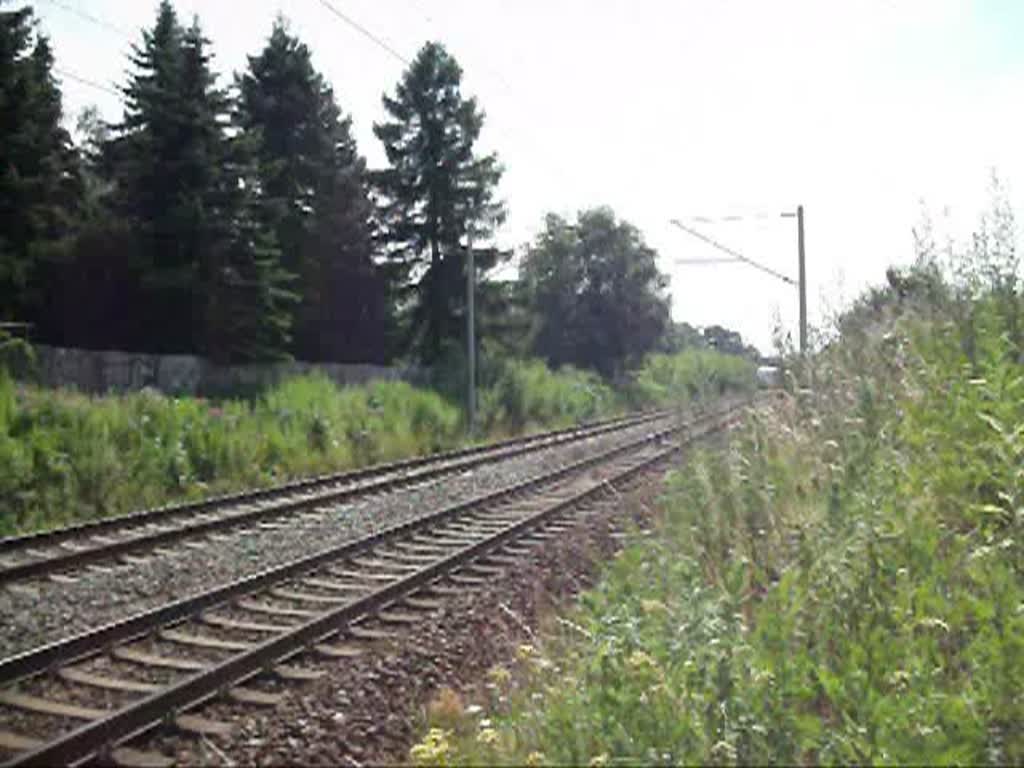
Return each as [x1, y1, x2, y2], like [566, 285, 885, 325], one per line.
[373, 41, 505, 364]
[0, 1, 80, 323]
[237, 19, 385, 362]
[105, 1, 294, 360]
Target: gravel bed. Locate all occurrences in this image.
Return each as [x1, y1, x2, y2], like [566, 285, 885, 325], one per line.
[144, 464, 668, 766]
[0, 417, 676, 659]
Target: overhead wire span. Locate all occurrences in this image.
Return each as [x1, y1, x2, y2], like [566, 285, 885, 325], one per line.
[37, 0, 134, 39]
[669, 218, 796, 286]
[54, 67, 121, 98]
[316, 0, 411, 65]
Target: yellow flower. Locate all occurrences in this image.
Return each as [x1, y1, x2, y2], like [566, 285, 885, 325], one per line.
[488, 665, 511, 685]
[516, 643, 536, 660]
[627, 650, 657, 670]
[526, 751, 547, 766]
[477, 727, 499, 746]
[409, 728, 452, 766]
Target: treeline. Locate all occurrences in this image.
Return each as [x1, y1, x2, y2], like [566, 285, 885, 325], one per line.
[1, 0, 757, 375]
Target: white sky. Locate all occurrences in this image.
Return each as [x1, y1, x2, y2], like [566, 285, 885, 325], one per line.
[32, 0, 1024, 353]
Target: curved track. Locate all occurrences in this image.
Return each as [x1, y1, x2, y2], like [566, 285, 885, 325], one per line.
[0, 400, 753, 766]
[0, 410, 669, 583]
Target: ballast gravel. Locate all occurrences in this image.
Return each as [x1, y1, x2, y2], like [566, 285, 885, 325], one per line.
[148, 463, 668, 766]
[0, 417, 678, 659]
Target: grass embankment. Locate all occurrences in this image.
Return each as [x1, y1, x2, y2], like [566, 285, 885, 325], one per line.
[0, 350, 753, 536]
[414, 263, 1024, 765]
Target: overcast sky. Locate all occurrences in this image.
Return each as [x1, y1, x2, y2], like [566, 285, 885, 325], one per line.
[32, 0, 1024, 353]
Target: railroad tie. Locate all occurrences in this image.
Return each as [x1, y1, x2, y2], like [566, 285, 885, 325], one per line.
[401, 596, 444, 611]
[273, 664, 324, 682]
[0, 729, 43, 753]
[376, 610, 421, 626]
[446, 573, 490, 587]
[300, 576, 365, 594]
[228, 686, 283, 707]
[159, 629, 254, 652]
[314, 642, 365, 659]
[236, 598, 318, 618]
[348, 556, 417, 572]
[175, 713, 235, 737]
[109, 746, 175, 768]
[58, 666, 161, 694]
[0, 690, 107, 721]
[464, 563, 505, 577]
[327, 568, 400, 583]
[111, 647, 209, 672]
[200, 613, 291, 634]
[270, 586, 350, 605]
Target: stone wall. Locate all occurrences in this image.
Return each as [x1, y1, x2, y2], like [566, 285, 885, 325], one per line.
[30, 345, 418, 396]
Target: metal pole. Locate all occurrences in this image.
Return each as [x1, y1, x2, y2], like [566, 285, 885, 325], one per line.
[797, 204, 807, 356]
[466, 229, 476, 434]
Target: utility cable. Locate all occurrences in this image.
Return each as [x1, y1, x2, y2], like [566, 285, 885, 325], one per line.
[669, 218, 796, 286]
[316, 0, 411, 65]
[54, 66, 121, 98]
[37, 0, 133, 40]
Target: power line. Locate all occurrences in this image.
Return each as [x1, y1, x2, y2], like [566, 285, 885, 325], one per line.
[316, 0, 580, 195]
[316, 0, 411, 65]
[37, 0, 134, 40]
[669, 218, 796, 286]
[680, 212, 791, 224]
[54, 67, 121, 98]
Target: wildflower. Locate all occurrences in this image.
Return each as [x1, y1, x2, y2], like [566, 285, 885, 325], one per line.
[409, 728, 452, 765]
[477, 727, 499, 746]
[526, 750, 546, 766]
[589, 754, 610, 767]
[488, 665, 511, 685]
[627, 650, 657, 670]
[516, 643, 536, 660]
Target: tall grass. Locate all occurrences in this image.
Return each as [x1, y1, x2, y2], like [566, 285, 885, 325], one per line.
[414, 237, 1024, 765]
[0, 374, 460, 535]
[625, 348, 756, 407]
[0, 343, 755, 536]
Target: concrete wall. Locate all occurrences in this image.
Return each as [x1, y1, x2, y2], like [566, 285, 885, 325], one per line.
[30, 345, 418, 396]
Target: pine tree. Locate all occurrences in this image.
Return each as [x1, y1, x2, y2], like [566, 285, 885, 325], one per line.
[373, 41, 505, 364]
[0, 1, 80, 323]
[237, 19, 385, 362]
[105, 2, 294, 360]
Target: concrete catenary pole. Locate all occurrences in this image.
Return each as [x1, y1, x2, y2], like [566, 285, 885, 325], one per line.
[797, 204, 807, 356]
[466, 229, 476, 434]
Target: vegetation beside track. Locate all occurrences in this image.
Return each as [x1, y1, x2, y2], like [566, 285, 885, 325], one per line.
[411, 224, 1024, 765]
[0, 350, 753, 535]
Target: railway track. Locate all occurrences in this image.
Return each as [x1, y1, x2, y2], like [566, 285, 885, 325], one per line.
[0, 398, 753, 767]
[0, 409, 669, 584]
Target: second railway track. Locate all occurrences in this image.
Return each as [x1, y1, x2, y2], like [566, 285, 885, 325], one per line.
[0, 398, 754, 767]
[0, 409, 668, 584]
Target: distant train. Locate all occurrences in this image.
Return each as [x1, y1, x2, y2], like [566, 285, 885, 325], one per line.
[756, 365, 782, 388]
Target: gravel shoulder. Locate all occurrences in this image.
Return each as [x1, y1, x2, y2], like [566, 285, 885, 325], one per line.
[148, 453, 668, 766]
[0, 416, 677, 659]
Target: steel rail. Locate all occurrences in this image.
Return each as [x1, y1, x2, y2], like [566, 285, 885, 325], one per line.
[0, 410, 671, 582]
[0, 409, 664, 556]
[4, 401, 752, 768]
[0, 410, 707, 688]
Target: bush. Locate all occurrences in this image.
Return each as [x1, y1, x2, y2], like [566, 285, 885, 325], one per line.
[625, 348, 757, 408]
[419, 215, 1024, 766]
[0, 374, 462, 535]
